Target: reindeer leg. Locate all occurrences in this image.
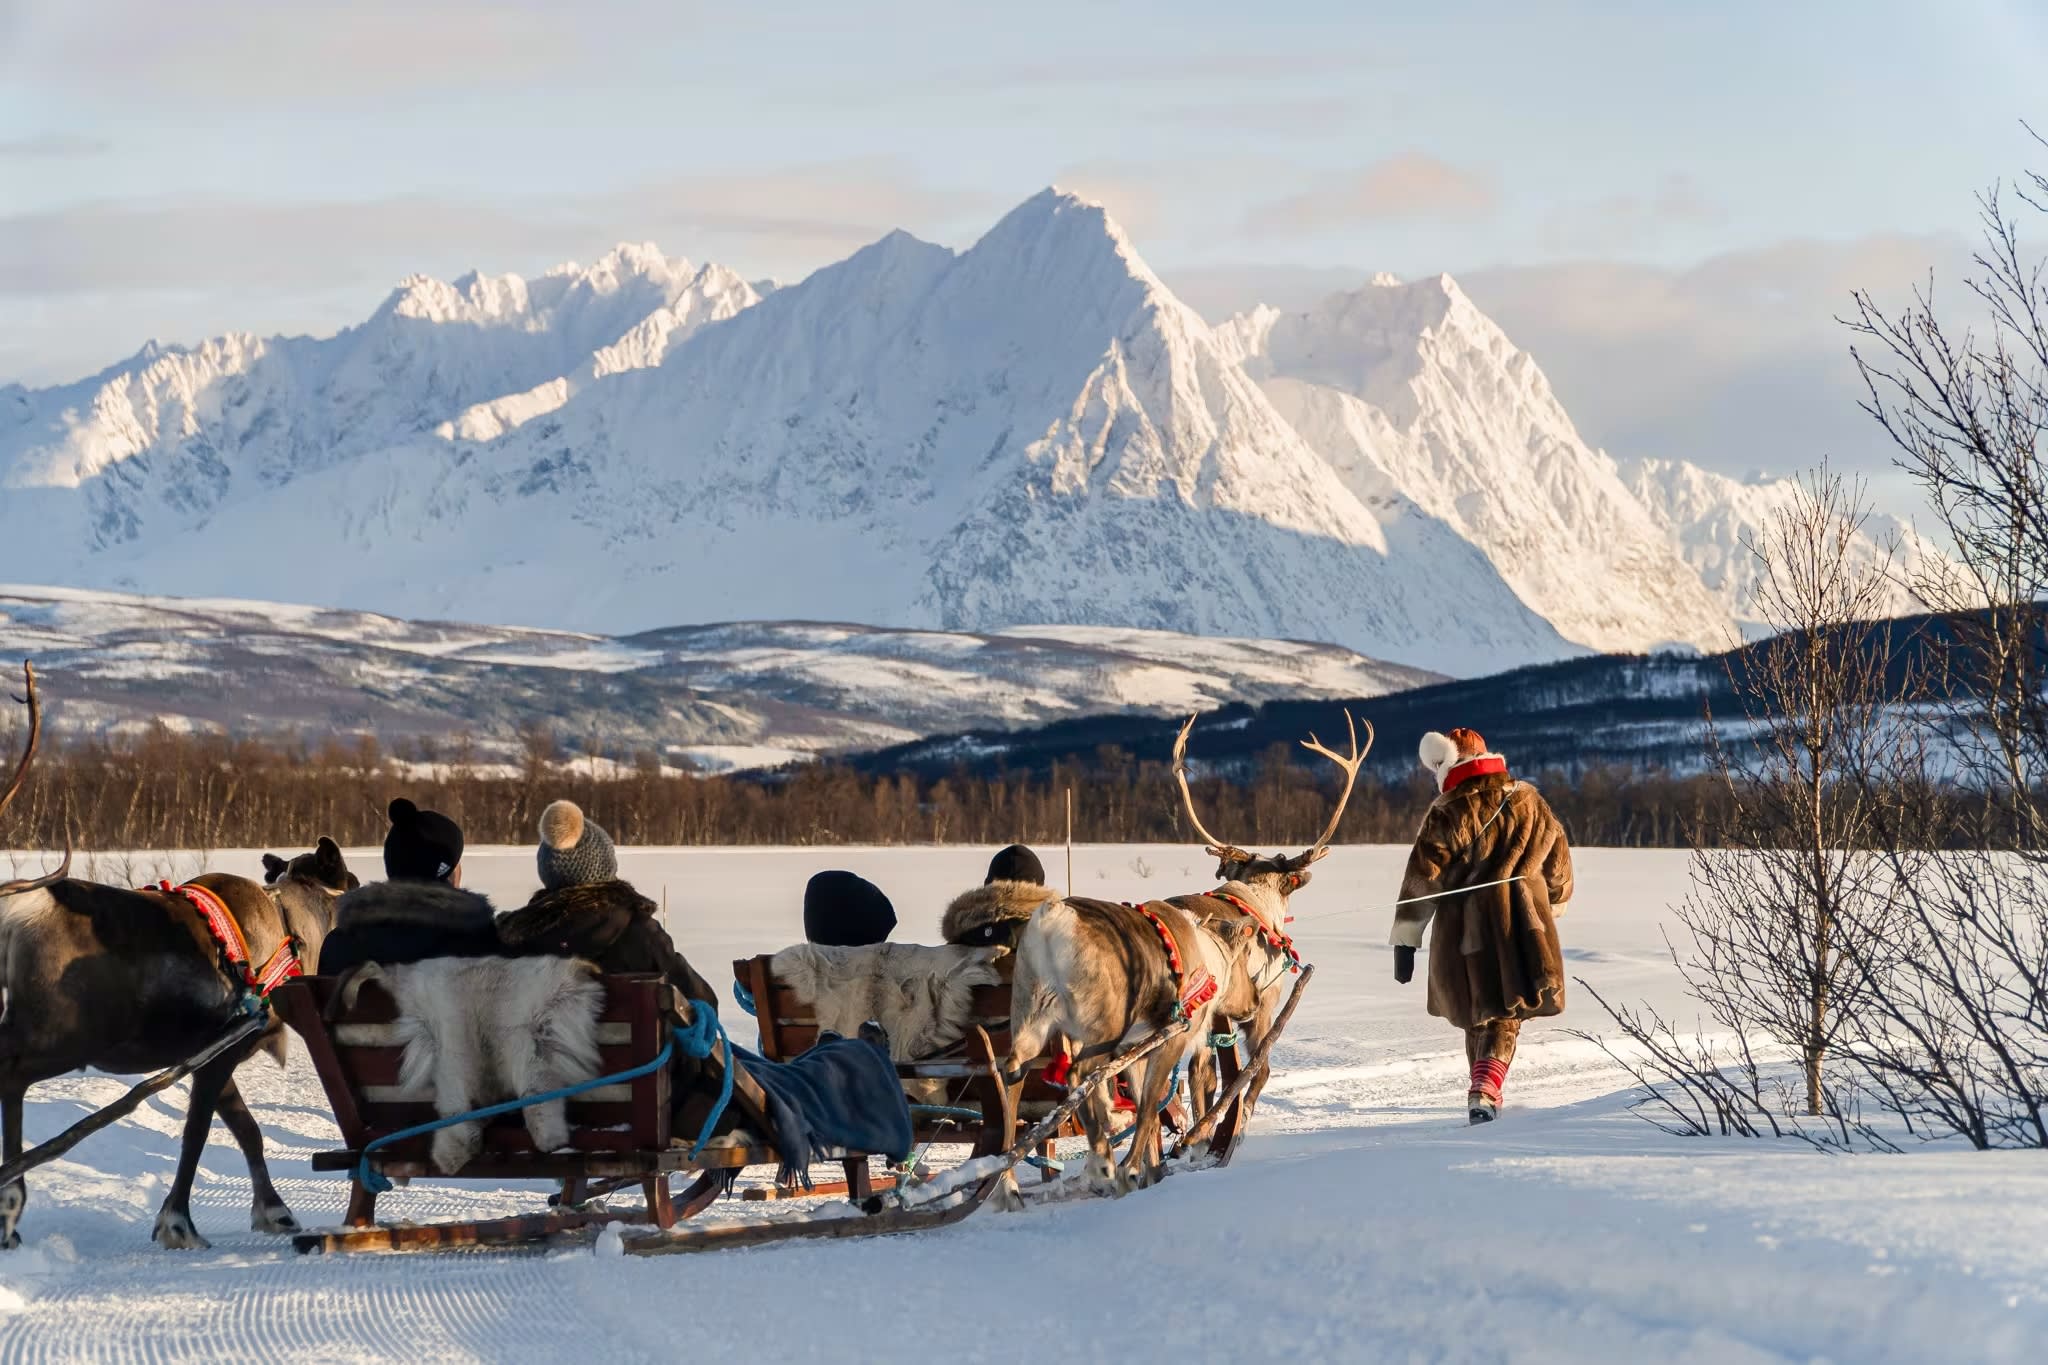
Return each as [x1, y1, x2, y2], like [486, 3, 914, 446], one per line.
[154, 1054, 235, 1250]
[1077, 1072, 1119, 1197]
[1120, 1052, 1179, 1192]
[0, 1084, 25, 1250]
[215, 1077, 296, 1234]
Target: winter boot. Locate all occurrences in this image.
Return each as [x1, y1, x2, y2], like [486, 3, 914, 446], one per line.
[1468, 1056, 1509, 1125]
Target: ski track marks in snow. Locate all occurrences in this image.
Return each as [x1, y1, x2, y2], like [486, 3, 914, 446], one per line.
[0, 845, 2041, 1363]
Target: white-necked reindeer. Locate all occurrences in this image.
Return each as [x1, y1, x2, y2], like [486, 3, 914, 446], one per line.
[1166, 710, 1370, 1130]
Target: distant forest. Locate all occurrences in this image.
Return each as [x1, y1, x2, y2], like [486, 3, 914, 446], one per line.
[0, 727, 1723, 854]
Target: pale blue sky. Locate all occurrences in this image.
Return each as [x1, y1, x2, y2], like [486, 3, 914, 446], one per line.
[2, 0, 2043, 492]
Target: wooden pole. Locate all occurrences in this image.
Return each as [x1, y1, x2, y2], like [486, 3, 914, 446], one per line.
[1064, 787, 1074, 895]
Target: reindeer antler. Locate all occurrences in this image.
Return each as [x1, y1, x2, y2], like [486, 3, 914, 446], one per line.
[0, 662, 72, 898]
[1170, 714, 1251, 864]
[1285, 709, 1373, 868]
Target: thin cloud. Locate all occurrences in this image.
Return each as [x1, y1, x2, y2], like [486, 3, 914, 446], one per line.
[0, 133, 110, 160]
[1243, 153, 1497, 235]
[0, 164, 994, 300]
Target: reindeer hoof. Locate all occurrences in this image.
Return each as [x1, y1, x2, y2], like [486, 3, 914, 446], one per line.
[152, 1210, 211, 1251]
[252, 1202, 300, 1234]
[0, 1230, 18, 1251]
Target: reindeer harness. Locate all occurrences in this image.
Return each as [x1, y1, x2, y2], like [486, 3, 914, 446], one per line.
[1207, 890, 1302, 977]
[155, 880, 303, 1009]
[1131, 903, 1217, 1023]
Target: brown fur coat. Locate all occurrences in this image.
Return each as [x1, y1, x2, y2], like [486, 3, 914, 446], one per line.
[1393, 772, 1574, 1029]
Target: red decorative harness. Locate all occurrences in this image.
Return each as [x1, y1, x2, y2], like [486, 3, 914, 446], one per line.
[1209, 890, 1302, 974]
[155, 881, 303, 1000]
[1130, 902, 1217, 1021]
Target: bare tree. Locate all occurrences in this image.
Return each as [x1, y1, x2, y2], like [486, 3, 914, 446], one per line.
[1579, 466, 1910, 1126]
[1835, 137, 2048, 1147]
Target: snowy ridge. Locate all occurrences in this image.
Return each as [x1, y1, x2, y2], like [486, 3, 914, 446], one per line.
[0, 584, 1437, 771]
[1624, 457, 1939, 635]
[1226, 274, 1736, 655]
[0, 190, 1919, 675]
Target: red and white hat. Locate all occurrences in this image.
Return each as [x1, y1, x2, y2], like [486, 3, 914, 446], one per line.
[1418, 727, 1505, 792]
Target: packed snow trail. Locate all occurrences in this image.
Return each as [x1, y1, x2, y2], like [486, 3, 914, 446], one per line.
[0, 846, 2040, 1363]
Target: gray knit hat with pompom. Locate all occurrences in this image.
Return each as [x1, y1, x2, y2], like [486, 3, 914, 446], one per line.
[536, 800, 618, 890]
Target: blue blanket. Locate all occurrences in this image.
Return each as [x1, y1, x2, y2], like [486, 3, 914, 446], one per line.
[733, 1036, 913, 1189]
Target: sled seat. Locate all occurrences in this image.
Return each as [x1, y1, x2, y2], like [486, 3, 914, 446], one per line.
[733, 954, 1075, 1199]
[275, 972, 882, 1252]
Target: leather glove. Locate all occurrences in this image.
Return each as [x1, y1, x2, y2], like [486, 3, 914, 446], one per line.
[1393, 945, 1416, 984]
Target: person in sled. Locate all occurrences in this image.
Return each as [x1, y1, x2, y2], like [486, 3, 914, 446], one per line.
[319, 798, 502, 975]
[938, 843, 1054, 950]
[1391, 728, 1573, 1124]
[802, 869, 896, 948]
[495, 800, 718, 1007]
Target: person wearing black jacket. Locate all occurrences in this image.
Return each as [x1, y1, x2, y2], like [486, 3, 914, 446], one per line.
[318, 799, 500, 976]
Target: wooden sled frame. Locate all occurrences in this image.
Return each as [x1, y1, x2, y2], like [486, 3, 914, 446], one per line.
[617, 1020, 1189, 1255]
[733, 954, 1077, 1201]
[275, 973, 897, 1254]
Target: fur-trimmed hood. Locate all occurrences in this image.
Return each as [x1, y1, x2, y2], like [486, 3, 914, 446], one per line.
[333, 880, 495, 932]
[941, 879, 1058, 949]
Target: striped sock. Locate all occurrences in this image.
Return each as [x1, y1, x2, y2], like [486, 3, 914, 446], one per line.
[1470, 1057, 1509, 1101]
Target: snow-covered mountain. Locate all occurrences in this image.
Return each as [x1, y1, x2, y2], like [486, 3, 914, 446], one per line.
[0, 190, 1908, 677]
[1222, 276, 1735, 655]
[0, 584, 1438, 772]
[1624, 458, 1936, 636]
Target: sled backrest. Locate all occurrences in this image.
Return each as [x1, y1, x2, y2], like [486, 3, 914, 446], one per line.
[273, 973, 674, 1158]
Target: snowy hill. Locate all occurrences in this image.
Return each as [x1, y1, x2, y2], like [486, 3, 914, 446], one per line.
[1624, 457, 1937, 635]
[0, 584, 1437, 771]
[3, 189, 1925, 676]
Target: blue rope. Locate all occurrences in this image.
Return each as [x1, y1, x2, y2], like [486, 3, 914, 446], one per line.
[733, 980, 757, 1017]
[352, 1001, 733, 1194]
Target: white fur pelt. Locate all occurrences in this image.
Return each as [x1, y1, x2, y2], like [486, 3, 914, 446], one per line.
[341, 956, 606, 1174]
[769, 941, 1002, 1061]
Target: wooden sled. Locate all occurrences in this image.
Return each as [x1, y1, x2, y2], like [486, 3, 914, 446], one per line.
[616, 1021, 1189, 1256]
[274, 973, 897, 1254]
[733, 954, 1079, 1201]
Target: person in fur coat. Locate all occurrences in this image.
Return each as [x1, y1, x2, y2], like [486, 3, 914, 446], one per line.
[1392, 728, 1573, 1124]
[494, 800, 719, 1008]
[940, 844, 1056, 950]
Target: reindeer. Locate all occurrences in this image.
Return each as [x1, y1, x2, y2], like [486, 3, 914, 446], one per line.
[1002, 891, 1257, 1198]
[1165, 709, 1370, 1133]
[0, 664, 356, 1249]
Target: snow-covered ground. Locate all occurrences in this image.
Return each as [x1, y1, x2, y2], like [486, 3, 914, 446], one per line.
[1, 845, 2041, 1362]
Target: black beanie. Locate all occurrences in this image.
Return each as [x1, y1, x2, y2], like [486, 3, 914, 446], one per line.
[986, 844, 1046, 886]
[803, 871, 896, 947]
[383, 798, 464, 882]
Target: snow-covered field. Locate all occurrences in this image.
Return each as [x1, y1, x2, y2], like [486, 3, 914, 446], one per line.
[2, 845, 2042, 1362]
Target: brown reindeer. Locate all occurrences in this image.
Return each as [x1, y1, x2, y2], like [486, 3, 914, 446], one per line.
[1002, 891, 1256, 1198]
[0, 664, 356, 1249]
[1164, 710, 1370, 1134]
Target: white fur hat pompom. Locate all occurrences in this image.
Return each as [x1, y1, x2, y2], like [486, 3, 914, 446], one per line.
[1418, 730, 1459, 775]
